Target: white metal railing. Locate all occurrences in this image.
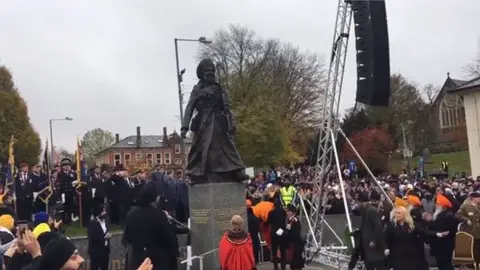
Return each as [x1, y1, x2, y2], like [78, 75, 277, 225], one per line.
[181, 248, 219, 270]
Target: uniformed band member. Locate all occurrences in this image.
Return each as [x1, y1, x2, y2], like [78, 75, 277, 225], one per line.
[108, 164, 134, 226]
[76, 166, 92, 228]
[14, 163, 35, 221]
[285, 203, 304, 270]
[456, 191, 480, 267]
[32, 164, 48, 213]
[58, 158, 77, 224]
[131, 169, 145, 200]
[90, 166, 107, 216]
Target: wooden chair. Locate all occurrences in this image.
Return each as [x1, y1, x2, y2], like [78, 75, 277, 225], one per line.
[453, 230, 477, 270]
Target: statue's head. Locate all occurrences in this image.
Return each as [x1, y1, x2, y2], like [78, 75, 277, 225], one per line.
[196, 58, 216, 83]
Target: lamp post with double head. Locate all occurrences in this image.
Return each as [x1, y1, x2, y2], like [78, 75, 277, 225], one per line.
[49, 117, 73, 165]
[174, 36, 212, 175]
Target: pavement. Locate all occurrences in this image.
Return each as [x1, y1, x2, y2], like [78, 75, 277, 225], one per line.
[257, 263, 327, 270]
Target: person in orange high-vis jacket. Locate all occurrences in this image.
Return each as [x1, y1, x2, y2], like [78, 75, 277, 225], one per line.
[251, 187, 276, 248]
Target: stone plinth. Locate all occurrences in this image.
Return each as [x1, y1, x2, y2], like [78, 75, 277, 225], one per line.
[188, 173, 246, 270]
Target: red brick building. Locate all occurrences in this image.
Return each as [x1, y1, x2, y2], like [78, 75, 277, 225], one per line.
[94, 126, 191, 176]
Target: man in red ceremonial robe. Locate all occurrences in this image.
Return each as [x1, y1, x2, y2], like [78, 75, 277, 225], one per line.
[219, 215, 256, 270]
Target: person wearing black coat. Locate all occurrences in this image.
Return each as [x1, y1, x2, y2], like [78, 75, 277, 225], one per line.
[90, 166, 107, 216]
[32, 165, 49, 213]
[358, 192, 387, 270]
[88, 204, 111, 270]
[284, 204, 304, 270]
[123, 181, 178, 270]
[424, 195, 457, 270]
[385, 206, 434, 270]
[108, 164, 133, 226]
[58, 158, 77, 224]
[14, 163, 35, 222]
[267, 199, 287, 270]
[247, 206, 261, 264]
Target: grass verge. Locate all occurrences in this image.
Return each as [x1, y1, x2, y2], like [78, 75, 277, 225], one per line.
[391, 150, 471, 175]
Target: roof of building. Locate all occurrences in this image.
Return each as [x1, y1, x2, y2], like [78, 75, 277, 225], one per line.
[95, 133, 192, 156]
[450, 75, 480, 93]
[433, 73, 468, 104]
[450, 78, 468, 87]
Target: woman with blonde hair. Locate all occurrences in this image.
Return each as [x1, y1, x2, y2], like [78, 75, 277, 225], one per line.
[385, 206, 447, 270]
[219, 215, 256, 270]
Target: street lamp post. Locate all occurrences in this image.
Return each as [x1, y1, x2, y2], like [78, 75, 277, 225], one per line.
[174, 36, 212, 174]
[49, 117, 73, 165]
[174, 37, 212, 121]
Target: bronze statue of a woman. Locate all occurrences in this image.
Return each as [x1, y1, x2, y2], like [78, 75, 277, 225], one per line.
[181, 59, 246, 183]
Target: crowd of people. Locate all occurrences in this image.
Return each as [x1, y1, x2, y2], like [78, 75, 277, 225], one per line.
[0, 158, 188, 270]
[241, 163, 480, 270]
[1, 157, 480, 270]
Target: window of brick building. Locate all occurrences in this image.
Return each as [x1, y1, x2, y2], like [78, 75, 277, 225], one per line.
[135, 152, 143, 161]
[175, 144, 181, 154]
[114, 153, 121, 166]
[146, 153, 153, 166]
[175, 158, 182, 165]
[165, 153, 171, 164]
[124, 154, 131, 164]
[156, 153, 162, 164]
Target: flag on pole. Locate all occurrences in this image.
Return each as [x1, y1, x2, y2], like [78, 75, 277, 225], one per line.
[75, 137, 88, 227]
[6, 135, 15, 189]
[42, 139, 50, 175]
[38, 139, 53, 206]
[76, 137, 88, 182]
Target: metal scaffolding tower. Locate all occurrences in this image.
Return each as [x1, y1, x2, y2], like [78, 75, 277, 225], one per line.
[304, 0, 355, 268]
[302, 3, 392, 268]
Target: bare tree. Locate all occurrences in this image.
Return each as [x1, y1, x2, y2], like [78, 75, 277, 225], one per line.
[463, 42, 480, 78]
[421, 83, 440, 105]
[198, 25, 326, 161]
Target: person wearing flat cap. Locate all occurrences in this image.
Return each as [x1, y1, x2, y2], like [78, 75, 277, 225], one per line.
[58, 158, 77, 224]
[456, 191, 480, 266]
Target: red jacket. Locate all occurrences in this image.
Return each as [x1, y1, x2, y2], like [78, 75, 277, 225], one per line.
[219, 230, 256, 270]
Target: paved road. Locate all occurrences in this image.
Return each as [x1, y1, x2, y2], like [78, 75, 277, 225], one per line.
[257, 263, 327, 270]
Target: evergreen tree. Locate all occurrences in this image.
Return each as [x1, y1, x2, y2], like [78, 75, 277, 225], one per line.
[0, 66, 41, 165]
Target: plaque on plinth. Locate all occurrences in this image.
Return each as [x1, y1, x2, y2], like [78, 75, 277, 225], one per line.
[188, 173, 246, 270]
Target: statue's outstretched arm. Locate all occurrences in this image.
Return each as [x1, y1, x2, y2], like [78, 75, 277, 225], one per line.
[182, 85, 199, 132]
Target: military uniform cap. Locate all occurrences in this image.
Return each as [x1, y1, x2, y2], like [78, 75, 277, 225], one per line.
[470, 191, 480, 198]
[60, 158, 71, 166]
[132, 169, 142, 175]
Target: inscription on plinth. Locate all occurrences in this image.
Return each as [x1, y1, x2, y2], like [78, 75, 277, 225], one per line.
[188, 177, 246, 270]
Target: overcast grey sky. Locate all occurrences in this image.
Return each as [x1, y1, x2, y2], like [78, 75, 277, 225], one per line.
[0, 0, 478, 152]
